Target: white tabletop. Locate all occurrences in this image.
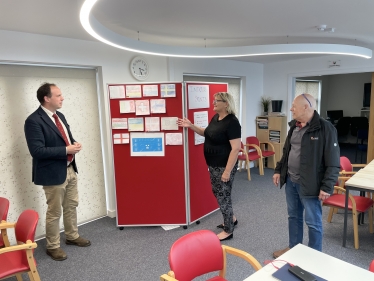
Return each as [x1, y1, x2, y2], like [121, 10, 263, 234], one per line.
[243, 244, 374, 281]
[345, 159, 374, 190]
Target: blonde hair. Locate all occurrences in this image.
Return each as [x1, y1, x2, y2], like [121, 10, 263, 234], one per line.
[214, 92, 236, 115]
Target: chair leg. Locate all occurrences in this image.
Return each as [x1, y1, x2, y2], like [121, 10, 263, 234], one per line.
[272, 155, 276, 169]
[352, 210, 359, 249]
[369, 206, 373, 234]
[246, 166, 251, 181]
[15, 274, 23, 281]
[258, 158, 264, 175]
[327, 207, 334, 223]
[238, 160, 242, 172]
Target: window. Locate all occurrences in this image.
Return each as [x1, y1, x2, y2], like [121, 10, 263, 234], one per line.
[295, 80, 321, 113]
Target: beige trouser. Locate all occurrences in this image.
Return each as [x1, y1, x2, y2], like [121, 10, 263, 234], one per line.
[43, 165, 79, 249]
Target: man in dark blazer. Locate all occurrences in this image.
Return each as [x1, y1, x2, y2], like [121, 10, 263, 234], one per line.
[24, 82, 90, 261]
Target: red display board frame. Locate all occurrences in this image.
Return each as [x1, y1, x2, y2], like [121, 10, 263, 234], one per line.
[185, 82, 229, 222]
[109, 82, 187, 226]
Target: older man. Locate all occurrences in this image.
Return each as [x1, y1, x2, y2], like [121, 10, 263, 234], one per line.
[272, 93, 340, 258]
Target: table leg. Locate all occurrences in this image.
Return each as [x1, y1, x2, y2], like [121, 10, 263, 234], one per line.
[343, 187, 349, 247]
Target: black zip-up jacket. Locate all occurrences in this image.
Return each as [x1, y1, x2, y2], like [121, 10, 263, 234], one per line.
[274, 111, 340, 197]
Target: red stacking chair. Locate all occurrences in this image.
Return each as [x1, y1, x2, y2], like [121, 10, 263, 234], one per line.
[0, 197, 10, 248]
[369, 260, 374, 272]
[0, 209, 40, 281]
[160, 230, 262, 281]
[246, 136, 275, 173]
[238, 142, 262, 180]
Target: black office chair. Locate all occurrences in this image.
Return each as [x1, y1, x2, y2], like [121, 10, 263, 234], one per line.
[350, 117, 368, 137]
[355, 129, 368, 163]
[335, 116, 351, 137]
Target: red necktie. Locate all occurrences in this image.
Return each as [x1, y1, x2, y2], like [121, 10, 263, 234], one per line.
[52, 114, 73, 162]
[296, 121, 302, 128]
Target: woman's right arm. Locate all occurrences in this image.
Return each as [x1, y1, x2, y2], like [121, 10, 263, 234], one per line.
[177, 117, 205, 136]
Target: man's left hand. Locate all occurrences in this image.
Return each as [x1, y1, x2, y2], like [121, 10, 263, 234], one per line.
[319, 190, 330, 201]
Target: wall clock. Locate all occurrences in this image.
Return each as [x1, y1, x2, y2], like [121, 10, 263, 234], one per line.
[130, 56, 149, 80]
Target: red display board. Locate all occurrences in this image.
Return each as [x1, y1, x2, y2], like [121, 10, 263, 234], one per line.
[185, 82, 229, 222]
[109, 82, 187, 225]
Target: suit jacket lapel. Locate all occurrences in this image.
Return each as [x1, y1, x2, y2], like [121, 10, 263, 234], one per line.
[37, 107, 64, 140]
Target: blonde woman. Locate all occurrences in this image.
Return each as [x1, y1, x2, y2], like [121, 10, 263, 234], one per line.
[177, 92, 241, 241]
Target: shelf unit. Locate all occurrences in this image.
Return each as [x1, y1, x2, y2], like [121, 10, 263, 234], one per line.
[256, 116, 288, 168]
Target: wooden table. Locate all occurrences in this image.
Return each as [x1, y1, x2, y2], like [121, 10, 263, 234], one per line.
[243, 244, 374, 281]
[343, 159, 374, 247]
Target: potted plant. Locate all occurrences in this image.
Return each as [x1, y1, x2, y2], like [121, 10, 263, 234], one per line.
[261, 96, 271, 115]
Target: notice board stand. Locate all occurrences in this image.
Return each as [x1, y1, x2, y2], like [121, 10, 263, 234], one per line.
[108, 81, 228, 227]
[185, 82, 228, 223]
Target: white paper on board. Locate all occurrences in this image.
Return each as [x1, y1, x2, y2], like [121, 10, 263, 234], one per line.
[194, 111, 208, 145]
[188, 84, 209, 109]
[109, 85, 125, 99]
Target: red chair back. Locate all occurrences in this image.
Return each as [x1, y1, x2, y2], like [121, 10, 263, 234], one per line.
[0, 197, 10, 247]
[15, 210, 39, 243]
[340, 156, 352, 172]
[0, 197, 9, 221]
[168, 230, 223, 281]
[246, 136, 260, 147]
[369, 260, 374, 272]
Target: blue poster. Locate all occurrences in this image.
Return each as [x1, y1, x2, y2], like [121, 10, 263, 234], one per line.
[132, 138, 163, 152]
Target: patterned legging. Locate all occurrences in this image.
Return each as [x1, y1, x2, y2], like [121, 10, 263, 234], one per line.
[208, 163, 238, 234]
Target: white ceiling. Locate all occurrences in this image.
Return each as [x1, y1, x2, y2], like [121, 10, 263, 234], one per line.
[1, 0, 374, 63]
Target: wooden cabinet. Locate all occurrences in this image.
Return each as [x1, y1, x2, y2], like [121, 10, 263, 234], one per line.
[256, 116, 288, 168]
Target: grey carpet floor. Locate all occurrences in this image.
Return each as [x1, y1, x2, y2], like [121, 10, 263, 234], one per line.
[10, 166, 374, 281]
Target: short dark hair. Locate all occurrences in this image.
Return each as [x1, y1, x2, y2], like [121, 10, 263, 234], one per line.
[37, 82, 56, 104]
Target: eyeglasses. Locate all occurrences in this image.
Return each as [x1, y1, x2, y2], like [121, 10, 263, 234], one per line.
[213, 99, 224, 104]
[302, 94, 312, 107]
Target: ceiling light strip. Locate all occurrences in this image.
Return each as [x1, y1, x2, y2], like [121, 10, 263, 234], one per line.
[80, 0, 372, 59]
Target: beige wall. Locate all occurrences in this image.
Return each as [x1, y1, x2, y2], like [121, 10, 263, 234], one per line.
[0, 65, 106, 242]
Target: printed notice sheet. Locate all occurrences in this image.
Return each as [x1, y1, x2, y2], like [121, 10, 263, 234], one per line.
[109, 85, 126, 99]
[120, 100, 135, 113]
[143, 85, 158, 97]
[160, 84, 176, 97]
[161, 117, 178, 130]
[112, 118, 128, 129]
[135, 100, 150, 115]
[126, 85, 142, 98]
[130, 132, 164, 156]
[145, 117, 160, 131]
[194, 111, 208, 145]
[113, 133, 129, 144]
[150, 99, 166, 113]
[128, 117, 144, 131]
[188, 84, 209, 109]
[165, 133, 183, 145]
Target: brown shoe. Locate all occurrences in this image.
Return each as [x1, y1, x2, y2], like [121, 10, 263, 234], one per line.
[66, 236, 91, 247]
[46, 248, 67, 261]
[273, 247, 290, 258]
